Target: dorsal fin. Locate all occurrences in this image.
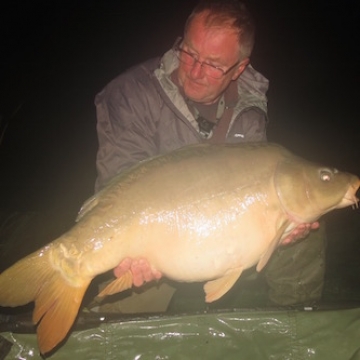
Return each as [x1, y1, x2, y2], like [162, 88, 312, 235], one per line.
[76, 195, 99, 222]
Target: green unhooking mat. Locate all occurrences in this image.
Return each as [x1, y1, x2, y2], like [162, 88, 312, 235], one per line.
[1, 306, 360, 360]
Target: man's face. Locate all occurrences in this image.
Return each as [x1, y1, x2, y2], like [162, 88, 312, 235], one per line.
[177, 13, 249, 105]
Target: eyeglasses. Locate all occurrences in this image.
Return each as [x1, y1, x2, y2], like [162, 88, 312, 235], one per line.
[173, 37, 241, 79]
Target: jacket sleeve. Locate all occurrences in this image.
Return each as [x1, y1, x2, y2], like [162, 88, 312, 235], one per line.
[94, 71, 161, 192]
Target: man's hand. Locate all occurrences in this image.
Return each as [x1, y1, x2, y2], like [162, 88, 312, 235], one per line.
[113, 257, 162, 287]
[281, 222, 320, 245]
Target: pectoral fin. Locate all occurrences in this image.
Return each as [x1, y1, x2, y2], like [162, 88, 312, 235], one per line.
[256, 224, 288, 272]
[97, 270, 133, 297]
[204, 268, 243, 303]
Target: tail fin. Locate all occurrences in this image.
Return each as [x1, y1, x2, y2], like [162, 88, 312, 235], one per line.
[0, 249, 91, 355]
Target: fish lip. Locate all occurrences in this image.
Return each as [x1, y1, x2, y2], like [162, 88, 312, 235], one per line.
[337, 178, 360, 209]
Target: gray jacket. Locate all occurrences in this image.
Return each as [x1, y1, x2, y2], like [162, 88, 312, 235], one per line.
[94, 49, 269, 191]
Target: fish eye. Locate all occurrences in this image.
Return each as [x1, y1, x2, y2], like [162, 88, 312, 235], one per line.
[319, 168, 333, 182]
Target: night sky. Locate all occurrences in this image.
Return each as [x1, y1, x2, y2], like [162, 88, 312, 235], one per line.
[1, 0, 360, 215]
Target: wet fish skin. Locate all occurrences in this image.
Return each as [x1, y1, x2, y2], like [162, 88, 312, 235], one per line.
[0, 142, 358, 354]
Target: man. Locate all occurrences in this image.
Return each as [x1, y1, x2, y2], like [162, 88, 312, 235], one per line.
[93, 0, 324, 312]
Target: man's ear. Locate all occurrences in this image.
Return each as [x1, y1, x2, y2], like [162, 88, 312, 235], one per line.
[231, 58, 250, 80]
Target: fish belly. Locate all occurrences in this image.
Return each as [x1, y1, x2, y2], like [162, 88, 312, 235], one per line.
[121, 206, 279, 283]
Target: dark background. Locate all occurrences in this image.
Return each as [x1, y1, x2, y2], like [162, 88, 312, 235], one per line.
[1, 0, 359, 213]
[0, 0, 359, 307]
[0, 0, 360, 298]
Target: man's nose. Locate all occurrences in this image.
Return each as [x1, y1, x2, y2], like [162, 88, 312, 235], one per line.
[189, 60, 204, 79]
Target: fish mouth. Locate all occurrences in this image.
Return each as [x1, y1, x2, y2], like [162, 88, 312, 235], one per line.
[337, 178, 360, 209]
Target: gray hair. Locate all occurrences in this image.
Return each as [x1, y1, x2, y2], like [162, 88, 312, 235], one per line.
[184, 0, 255, 60]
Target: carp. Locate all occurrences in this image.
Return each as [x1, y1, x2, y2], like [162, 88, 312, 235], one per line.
[0, 142, 359, 354]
